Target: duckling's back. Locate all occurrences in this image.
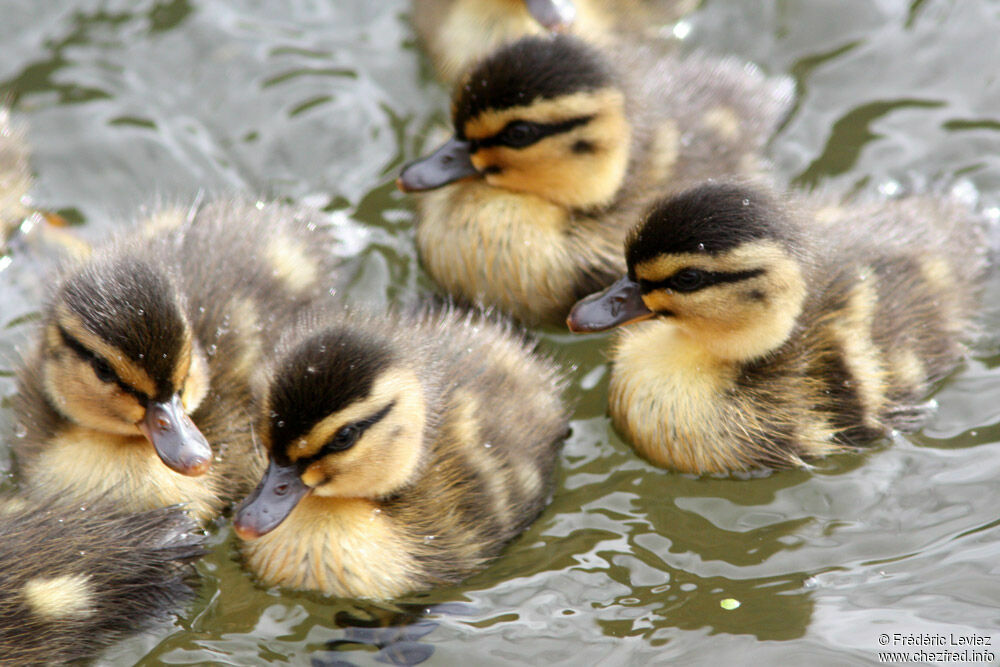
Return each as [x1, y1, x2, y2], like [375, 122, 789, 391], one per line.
[0, 495, 204, 664]
[740, 192, 989, 461]
[619, 46, 793, 204]
[810, 193, 987, 430]
[376, 305, 568, 584]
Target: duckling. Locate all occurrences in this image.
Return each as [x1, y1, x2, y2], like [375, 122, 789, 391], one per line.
[411, 0, 701, 85]
[11, 199, 342, 522]
[0, 107, 80, 258]
[0, 494, 204, 665]
[0, 107, 32, 247]
[567, 182, 989, 474]
[398, 34, 792, 326]
[232, 305, 569, 599]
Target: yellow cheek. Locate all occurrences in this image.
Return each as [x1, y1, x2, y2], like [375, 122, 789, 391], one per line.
[45, 355, 146, 431]
[642, 291, 674, 313]
[301, 463, 328, 488]
[180, 350, 209, 412]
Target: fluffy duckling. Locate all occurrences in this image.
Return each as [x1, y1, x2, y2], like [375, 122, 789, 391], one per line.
[12, 200, 341, 522]
[233, 305, 569, 599]
[0, 107, 79, 257]
[411, 0, 701, 84]
[0, 107, 32, 247]
[0, 494, 204, 664]
[398, 34, 792, 326]
[567, 182, 988, 474]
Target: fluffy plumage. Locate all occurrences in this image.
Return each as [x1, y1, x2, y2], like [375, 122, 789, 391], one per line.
[400, 34, 792, 325]
[0, 107, 32, 248]
[233, 304, 570, 598]
[568, 181, 989, 473]
[0, 494, 204, 665]
[411, 0, 701, 85]
[12, 199, 342, 521]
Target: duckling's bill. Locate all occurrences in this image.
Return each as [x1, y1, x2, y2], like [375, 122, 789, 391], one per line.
[138, 394, 212, 476]
[566, 275, 654, 332]
[397, 136, 479, 192]
[525, 0, 577, 31]
[233, 460, 310, 539]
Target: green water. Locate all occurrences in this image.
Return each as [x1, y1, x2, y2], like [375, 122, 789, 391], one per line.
[2, 1, 1000, 665]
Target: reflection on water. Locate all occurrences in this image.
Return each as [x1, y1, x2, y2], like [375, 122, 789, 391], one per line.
[2, 0, 1000, 664]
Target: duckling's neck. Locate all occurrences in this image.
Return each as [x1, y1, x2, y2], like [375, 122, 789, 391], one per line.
[241, 494, 419, 599]
[22, 425, 222, 523]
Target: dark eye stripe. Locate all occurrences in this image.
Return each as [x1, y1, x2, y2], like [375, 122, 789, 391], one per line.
[56, 325, 150, 406]
[640, 268, 765, 293]
[470, 115, 594, 150]
[299, 400, 398, 469]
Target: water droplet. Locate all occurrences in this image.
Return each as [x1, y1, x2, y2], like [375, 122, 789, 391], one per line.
[878, 180, 901, 197]
[483, 442, 492, 449]
[742, 198, 750, 206]
[277, 420, 285, 428]
[14, 423, 26, 438]
[424, 535, 436, 542]
[672, 20, 692, 40]
[697, 242, 705, 252]
[720, 598, 740, 610]
[206, 344, 217, 356]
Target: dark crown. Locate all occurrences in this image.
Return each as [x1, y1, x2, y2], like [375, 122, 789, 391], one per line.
[58, 256, 188, 388]
[626, 183, 792, 270]
[453, 34, 613, 134]
[266, 328, 394, 455]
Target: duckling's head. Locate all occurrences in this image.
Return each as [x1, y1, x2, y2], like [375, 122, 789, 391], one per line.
[40, 255, 212, 475]
[233, 326, 426, 539]
[398, 34, 630, 210]
[568, 183, 809, 362]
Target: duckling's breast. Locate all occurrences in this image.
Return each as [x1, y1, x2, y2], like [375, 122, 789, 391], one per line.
[416, 182, 587, 324]
[22, 426, 225, 523]
[241, 495, 420, 599]
[609, 320, 746, 473]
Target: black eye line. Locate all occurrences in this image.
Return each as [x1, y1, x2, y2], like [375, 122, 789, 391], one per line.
[296, 399, 399, 469]
[473, 115, 594, 150]
[640, 268, 765, 294]
[56, 325, 150, 406]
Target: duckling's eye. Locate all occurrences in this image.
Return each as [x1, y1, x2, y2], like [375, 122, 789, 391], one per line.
[91, 358, 116, 384]
[325, 424, 361, 454]
[498, 121, 541, 148]
[669, 269, 707, 293]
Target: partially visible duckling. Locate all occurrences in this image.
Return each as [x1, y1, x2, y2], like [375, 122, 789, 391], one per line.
[0, 107, 81, 258]
[398, 34, 792, 325]
[233, 305, 569, 599]
[567, 182, 988, 474]
[412, 0, 701, 84]
[12, 200, 341, 521]
[0, 494, 204, 665]
[0, 107, 32, 247]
